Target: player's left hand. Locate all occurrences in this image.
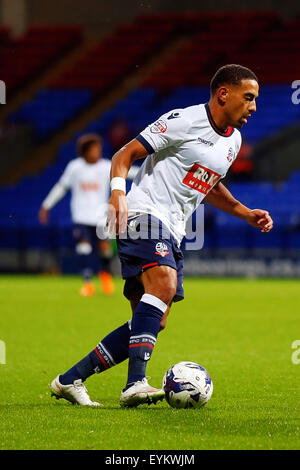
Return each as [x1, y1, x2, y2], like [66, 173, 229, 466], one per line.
[245, 209, 274, 233]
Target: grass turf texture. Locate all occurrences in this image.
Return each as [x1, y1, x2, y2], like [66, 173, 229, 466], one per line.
[0, 275, 299, 450]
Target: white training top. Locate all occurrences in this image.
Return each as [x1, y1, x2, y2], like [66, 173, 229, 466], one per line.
[59, 157, 111, 226]
[126, 103, 242, 244]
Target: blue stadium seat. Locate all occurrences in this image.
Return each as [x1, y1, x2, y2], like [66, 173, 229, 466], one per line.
[1, 85, 300, 255]
[8, 89, 92, 139]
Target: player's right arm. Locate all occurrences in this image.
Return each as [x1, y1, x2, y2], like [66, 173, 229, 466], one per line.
[38, 183, 68, 224]
[107, 139, 148, 234]
[107, 110, 189, 234]
[38, 161, 74, 225]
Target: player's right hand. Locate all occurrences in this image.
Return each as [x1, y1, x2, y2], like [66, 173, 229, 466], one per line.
[38, 207, 49, 225]
[106, 190, 128, 236]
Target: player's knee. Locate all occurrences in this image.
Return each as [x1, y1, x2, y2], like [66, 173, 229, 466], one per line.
[161, 282, 177, 305]
[156, 278, 177, 305]
[142, 265, 177, 305]
[148, 277, 176, 305]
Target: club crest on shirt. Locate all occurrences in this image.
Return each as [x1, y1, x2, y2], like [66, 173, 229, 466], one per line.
[183, 164, 221, 195]
[155, 242, 170, 257]
[227, 147, 235, 162]
[150, 119, 168, 134]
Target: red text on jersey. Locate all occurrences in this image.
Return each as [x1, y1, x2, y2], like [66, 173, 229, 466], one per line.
[182, 164, 221, 195]
[80, 182, 100, 191]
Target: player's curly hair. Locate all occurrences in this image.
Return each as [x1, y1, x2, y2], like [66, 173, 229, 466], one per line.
[210, 64, 258, 95]
[76, 133, 102, 156]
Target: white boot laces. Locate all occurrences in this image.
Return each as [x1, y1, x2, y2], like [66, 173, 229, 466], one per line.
[74, 381, 89, 400]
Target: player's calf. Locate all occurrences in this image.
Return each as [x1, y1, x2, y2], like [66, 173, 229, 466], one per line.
[125, 293, 168, 395]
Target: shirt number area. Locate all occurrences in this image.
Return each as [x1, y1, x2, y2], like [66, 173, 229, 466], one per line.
[182, 164, 221, 195]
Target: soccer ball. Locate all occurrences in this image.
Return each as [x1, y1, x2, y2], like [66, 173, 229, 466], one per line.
[162, 361, 213, 409]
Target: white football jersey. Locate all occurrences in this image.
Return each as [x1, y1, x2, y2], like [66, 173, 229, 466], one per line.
[59, 157, 111, 226]
[126, 103, 242, 244]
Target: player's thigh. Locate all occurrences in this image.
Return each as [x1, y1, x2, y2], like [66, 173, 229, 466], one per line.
[141, 265, 177, 305]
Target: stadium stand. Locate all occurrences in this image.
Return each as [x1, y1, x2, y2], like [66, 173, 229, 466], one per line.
[0, 11, 300, 272]
[0, 25, 83, 95]
[0, 169, 299, 272]
[49, 16, 177, 91]
[8, 89, 92, 140]
[142, 10, 282, 88]
[6, 16, 178, 140]
[1, 82, 299, 270]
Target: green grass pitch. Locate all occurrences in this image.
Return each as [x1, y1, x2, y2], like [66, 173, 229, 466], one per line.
[0, 275, 299, 450]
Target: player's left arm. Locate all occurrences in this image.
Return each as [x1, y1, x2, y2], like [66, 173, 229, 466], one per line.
[204, 182, 274, 233]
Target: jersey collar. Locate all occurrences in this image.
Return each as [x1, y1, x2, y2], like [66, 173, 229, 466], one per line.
[204, 103, 234, 137]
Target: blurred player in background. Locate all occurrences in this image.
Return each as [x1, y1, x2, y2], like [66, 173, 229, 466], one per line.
[49, 65, 274, 407]
[39, 133, 115, 297]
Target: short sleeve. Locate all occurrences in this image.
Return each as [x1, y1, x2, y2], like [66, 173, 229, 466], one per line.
[235, 130, 242, 156]
[136, 109, 190, 154]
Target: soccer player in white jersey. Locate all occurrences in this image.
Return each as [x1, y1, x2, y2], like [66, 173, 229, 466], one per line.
[39, 134, 115, 296]
[50, 65, 273, 407]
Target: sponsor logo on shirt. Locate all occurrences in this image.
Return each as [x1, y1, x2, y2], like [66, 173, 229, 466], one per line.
[80, 182, 100, 191]
[150, 119, 168, 134]
[155, 242, 170, 257]
[197, 137, 214, 147]
[182, 164, 221, 195]
[167, 112, 181, 120]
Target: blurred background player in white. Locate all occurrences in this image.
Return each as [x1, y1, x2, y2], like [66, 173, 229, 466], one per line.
[38, 133, 115, 297]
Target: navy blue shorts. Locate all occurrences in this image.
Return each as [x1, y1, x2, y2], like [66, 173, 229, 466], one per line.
[72, 224, 99, 248]
[117, 214, 184, 302]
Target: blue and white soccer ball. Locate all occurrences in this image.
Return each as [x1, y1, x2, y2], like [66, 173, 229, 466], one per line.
[163, 361, 213, 409]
